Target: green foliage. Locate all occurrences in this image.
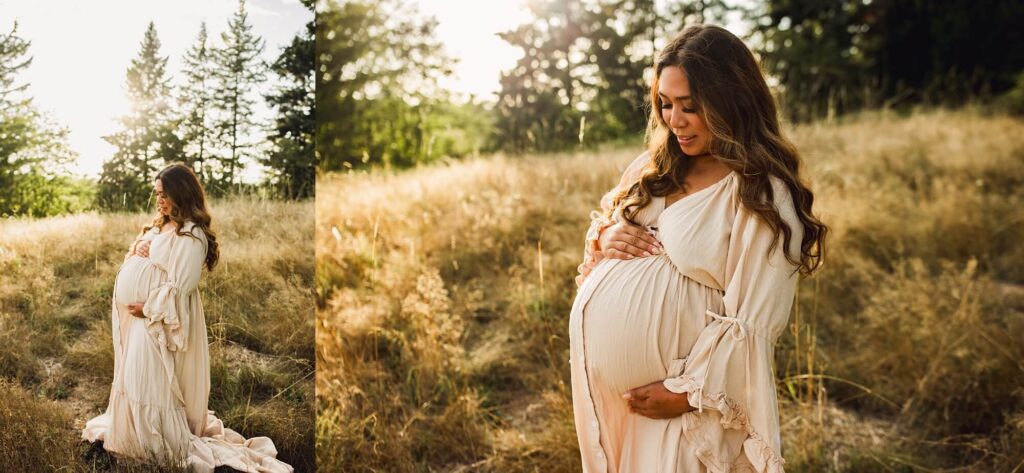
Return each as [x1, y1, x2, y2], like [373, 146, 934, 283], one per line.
[178, 22, 218, 184]
[96, 2, 311, 208]
[0, 21, 31, 107]
[210, 0, 267, 193]
[750, 0, 1024, 121]
[97, 22, 181, 212]
[494, 1, 589, 153]
[264, 0, 315, 199]
[997, 70, 1024, 115]
[317, 0, 476, 171]
[492, 0, 732, 153]
[0, 22, 89, 218]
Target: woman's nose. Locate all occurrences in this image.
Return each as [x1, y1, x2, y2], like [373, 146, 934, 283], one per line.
[670, 108, 688, 130]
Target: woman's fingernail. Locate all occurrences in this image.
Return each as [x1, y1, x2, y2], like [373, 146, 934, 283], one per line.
[622, 393, 631, 400]
[643, 251, 651, 257]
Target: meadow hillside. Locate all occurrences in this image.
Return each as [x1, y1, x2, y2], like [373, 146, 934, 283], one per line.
[0, 198, 315, 472]
[316, 108, 1024, 472]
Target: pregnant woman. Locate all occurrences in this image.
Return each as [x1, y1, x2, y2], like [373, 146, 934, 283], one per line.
[83, 163, 292, 473]
[570, 25, 827, 472]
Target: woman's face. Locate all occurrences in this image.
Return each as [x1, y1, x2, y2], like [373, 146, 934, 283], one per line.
[658, 65, 711, 156]
[154, 179, 171, 216]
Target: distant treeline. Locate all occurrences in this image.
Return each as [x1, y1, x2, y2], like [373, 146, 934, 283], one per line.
[0, 0, 313, 218]
[317, 0, 1024, 171]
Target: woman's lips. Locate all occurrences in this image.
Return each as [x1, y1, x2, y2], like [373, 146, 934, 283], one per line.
[676, 134, 697, 145]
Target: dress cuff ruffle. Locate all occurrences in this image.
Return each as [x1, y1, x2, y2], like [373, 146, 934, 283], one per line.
[143, 280, 187, 352]
[584, 210, 613, 259]
[662, 310, 786, 473]
[576, 210, 615, 287]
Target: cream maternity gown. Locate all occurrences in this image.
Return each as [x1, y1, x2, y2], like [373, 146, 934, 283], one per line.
[83, 221, 292, 473]
[570, 153, 802, 473]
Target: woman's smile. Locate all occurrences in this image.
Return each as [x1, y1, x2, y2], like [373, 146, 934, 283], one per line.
[676, 134, 698, 146]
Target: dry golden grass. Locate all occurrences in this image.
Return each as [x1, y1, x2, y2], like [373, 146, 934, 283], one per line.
[0, 196, 315, 472]
[316, 107, 1024, 472]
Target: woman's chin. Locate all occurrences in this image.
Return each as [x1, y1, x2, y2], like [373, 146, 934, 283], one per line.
[676, 140, 707, 156]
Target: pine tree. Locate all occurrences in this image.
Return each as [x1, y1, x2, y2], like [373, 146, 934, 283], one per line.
[98, 22, 181, 211]
[263, 0, 314, 199]
[178, 22, 216, 184]
[0, 22, 84, 217]
[211, 0, 266, 192]
[0, 21, 30, 112]
[0, 22, 38, 213]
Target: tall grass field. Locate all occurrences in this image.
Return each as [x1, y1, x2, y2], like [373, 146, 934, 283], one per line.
[0, 198, 315, 472]
[316, 108, 1024, 472]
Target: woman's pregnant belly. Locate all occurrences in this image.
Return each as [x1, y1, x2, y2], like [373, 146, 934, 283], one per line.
[580, 254, 711, 397]
[113, 255, 166, 304]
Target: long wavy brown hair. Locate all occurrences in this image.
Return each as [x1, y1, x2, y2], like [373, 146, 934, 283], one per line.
[609, 24, 827, 275]
[144, 163, 219, 271]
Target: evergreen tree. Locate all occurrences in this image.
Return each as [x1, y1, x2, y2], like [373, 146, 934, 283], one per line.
[98, 22, 181, 211]
[316, 0, 454, 171]
[178, 22, 216, 183]
[0, 21, 30, 111]
[0, 22, 86, 217]
[211, 0, 266, 192]
[263, 0, 314, 199]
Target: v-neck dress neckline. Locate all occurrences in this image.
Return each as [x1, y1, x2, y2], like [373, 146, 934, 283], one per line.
[658, 170, 737, 220]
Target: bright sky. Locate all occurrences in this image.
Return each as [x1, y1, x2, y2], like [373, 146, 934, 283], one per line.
[1, 0, 310, 179]
[413, 0, 531, 102]
[414, 0, 750, 102]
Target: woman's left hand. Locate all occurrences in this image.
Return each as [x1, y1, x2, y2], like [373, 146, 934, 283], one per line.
[623, 380, 695, 419]
[126, 303, 145, 318]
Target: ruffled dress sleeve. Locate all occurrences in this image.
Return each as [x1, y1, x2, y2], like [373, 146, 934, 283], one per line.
[575, 189, 617, 287]
[142, 223, 208, 352]
[662, 178, 803, 473]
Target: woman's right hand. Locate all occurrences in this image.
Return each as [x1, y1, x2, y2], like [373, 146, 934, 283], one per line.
[135, 240, 151, 258]
[598, 221, 663, 259]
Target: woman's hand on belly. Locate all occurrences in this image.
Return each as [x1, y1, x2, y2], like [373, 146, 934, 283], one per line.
[623, 381, 694, 419]
[599, 221, 662, 260]
[135, 240, 151, 258]
[126, 303, 146, 318]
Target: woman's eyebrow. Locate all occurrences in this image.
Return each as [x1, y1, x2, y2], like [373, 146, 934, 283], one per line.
[658, 91, 691, 100]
